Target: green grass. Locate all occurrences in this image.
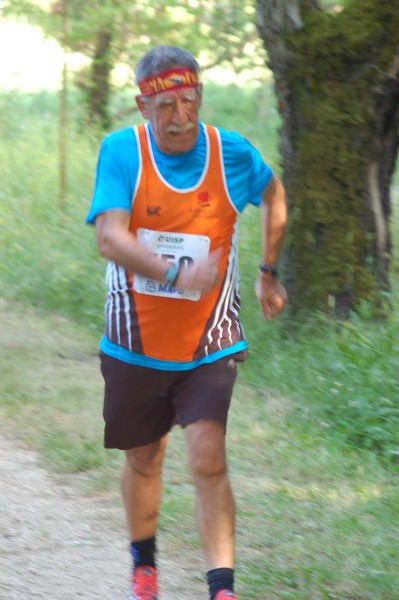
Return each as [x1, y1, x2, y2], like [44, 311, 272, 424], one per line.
[1, 85, 399, 598]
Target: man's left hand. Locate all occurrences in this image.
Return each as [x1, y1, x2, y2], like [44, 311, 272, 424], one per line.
[255, 273, 288, 321]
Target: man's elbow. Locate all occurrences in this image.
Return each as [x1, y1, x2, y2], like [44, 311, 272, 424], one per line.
[263, 175, 286, 209]
[270, 174, 285, 197]
[96, 225, 115, 260]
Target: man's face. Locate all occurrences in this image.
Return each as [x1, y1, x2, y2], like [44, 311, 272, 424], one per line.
[137, 85, 202, 155]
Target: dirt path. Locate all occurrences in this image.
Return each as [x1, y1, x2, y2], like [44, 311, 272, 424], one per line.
[0, 299, 206, 600]
[0, 430, 206, 600]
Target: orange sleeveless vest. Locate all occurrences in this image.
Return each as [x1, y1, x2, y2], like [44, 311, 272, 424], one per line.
[108, 123, 245, 363]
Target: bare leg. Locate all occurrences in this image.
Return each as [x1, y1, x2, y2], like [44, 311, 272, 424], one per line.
[121, 435, 168, 541]
[185, 419, 235, 570]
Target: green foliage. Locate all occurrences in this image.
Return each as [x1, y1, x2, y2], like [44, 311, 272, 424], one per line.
[244, 312, 399, 460]
[317, 316, 399, 458]
[2, 0, 266, 125]
[0, 89, 105, 327]
[236, 268, 399, 457]
[319, 0, 350, 10]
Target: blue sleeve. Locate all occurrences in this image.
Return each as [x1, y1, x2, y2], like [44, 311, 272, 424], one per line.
[219, 128, 273, 213]
[86, 128, 139, 224]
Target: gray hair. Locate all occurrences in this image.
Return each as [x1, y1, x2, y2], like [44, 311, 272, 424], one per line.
[135, 45, 200, 83]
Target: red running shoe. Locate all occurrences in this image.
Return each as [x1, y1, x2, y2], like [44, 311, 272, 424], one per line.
[128, 566, 159, 600]
[214, 591, 237, 600]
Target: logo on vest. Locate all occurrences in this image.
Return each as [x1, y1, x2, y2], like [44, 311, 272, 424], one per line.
[190, 191, 212, 218]
[197, 191, 211, 207]
[144, 280, 184, 296]
[145, 281, 157, 293]
[147, 205, 161, 217]
[158, 283, 184, 295]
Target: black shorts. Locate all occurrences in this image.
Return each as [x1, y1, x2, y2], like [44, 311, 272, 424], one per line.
[100, 352, 243, 450]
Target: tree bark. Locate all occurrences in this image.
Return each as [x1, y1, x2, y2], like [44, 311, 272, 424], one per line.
[256, 0, 399, 315]
[88, 30, 112, 129]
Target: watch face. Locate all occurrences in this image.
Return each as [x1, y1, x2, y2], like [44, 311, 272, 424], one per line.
[259, 263, 278, 276]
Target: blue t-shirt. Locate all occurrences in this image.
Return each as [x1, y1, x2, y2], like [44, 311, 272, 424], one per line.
[87, 122, 273, 223]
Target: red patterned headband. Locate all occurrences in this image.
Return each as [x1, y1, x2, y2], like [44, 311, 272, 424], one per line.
[138, 67, 200, 97]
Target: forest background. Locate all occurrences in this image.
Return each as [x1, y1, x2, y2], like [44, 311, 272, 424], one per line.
[0, 1, 398, 598]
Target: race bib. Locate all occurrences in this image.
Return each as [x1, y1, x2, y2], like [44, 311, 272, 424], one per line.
[134, 228, 211, 301]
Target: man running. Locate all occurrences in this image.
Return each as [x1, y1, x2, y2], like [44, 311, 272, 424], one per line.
[87, 45, 287, 600]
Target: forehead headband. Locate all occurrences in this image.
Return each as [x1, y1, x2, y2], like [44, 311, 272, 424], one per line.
[138, 67, 200, 97]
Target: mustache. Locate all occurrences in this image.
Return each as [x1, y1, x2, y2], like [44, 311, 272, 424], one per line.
[166, 123, 195, 133]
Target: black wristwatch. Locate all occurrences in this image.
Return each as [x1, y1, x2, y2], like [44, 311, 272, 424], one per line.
[259, 263, 278, 277]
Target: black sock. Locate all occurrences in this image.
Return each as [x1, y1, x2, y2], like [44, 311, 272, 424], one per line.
[207, 567, 234, 599]
[130, 536, 157, 570]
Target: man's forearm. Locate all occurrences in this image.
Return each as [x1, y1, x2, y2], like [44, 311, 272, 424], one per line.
[96, 215, 168, 281]
[260, 175, 287, 265]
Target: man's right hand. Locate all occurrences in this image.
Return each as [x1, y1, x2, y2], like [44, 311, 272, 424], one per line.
[176, 248, 222, 294]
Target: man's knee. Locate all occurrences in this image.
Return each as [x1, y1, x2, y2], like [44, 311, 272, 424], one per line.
[186, 420, 227, 480]
[125, 437, 167, 477]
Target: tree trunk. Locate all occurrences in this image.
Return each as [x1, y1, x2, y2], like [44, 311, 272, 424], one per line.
[88, 30, 112, 129]
[256, 0, 399, 316]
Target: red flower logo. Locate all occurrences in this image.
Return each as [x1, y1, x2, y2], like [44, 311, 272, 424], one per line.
[197, 191, 211, 207]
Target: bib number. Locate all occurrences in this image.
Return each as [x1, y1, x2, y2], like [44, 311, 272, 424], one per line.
[134, 228, 211, 301]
